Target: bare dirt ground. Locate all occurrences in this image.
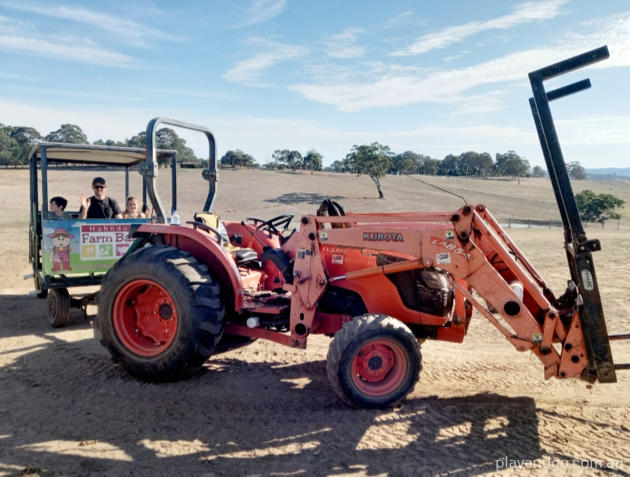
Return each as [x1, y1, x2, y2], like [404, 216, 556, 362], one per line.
[1, 168, 629, 476]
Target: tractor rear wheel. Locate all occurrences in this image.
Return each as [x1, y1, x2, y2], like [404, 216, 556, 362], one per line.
[47, 288, 70, 328]
[327, 314, 421, 408]
[98, 245, 224, 381]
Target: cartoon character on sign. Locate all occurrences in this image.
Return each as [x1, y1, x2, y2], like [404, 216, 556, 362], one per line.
[48, 228, 73, 271]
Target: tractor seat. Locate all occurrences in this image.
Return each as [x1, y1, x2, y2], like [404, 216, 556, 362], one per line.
[234, 248, 262, 268]
[194, 211, 263, 267]
[194, 211, 229, 243]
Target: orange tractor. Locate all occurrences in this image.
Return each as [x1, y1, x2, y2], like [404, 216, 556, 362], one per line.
[96, 46, 628, 408]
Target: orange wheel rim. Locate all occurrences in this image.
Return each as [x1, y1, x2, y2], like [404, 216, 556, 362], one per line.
[351, 338, 407, 397]
[113, 279, 178, 357]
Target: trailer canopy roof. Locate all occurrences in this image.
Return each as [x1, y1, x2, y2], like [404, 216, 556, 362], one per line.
[30, 143, 176, 166]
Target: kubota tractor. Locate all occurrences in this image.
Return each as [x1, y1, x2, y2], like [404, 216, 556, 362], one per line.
[96, 46, 628, 408]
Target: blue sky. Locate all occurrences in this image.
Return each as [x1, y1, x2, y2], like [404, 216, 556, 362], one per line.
[1, 0, 630, 168]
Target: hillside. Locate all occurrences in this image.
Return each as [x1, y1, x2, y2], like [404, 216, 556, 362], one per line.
[587, 167, 630, 178]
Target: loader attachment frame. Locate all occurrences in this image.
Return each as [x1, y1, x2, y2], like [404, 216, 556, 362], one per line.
[528, 46, 616, 383]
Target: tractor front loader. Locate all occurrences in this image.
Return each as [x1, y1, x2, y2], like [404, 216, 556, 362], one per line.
[96, 47, 628, 409]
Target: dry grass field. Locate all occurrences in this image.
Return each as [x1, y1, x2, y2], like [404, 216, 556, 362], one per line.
[0, 168, 629, 476]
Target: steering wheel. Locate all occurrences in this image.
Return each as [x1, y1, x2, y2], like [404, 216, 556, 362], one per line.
[246, 214, 294, 236]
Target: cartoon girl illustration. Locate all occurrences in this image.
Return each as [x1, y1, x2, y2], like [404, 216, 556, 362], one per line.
[49, 228, 74, 272]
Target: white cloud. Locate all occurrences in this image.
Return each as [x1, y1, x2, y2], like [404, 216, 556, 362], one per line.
[391, 0, 568, 56]
[232, 0, 287, 28]
[223, 40, 306, 84]
[0, 2, 180, 46]
[0, 35, 133, 67]
[292, 48, 569, 111]
[323, 27, 365, 59]
[556, 115, 630, 145]
[384, 10, 415, 29]
[565, 12, 630, 68]
[1, 83, 143, 102]
[291, 10, 630, 112]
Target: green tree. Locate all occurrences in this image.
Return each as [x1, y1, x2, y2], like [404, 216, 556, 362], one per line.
[418, 157, 439, 175]
[531, 165, 546, 178]
[457, 151, 493, 176]
[567, 161, 587, 180]
[45, 124, 88, 144]
[220, 149, 257, 168]
[330, 159, 352, 173]
[438, 154, 459, 176]
[7, 126, 42, 164]
[494, 151, 530, 180]
[126, 128, 197, 167]
[575, 189, 624, 225]
[272, 149, 303, 170]
[0, 125, 21, 166]
[93, 139, 126, 146]
[389, 151, 419, 175]
[303, 150, 323, 172]
[345, 142, 392, 199]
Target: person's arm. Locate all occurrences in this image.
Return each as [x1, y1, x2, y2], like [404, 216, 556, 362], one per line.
[78, 194, 90, 219]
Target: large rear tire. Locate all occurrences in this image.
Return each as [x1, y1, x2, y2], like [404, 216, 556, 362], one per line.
[47, 288, 70, 328]
[98, 245, 224, 381]
[327, 314, 421, 408]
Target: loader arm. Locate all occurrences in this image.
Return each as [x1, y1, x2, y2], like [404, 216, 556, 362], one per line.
[528, 46, 618, 382]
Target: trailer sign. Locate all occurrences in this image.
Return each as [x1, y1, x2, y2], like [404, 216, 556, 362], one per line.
[42, 218, 147, 276]
[80, 224, 133, 260]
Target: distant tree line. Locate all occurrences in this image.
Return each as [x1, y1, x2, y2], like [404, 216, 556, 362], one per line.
[0, 122, 589, 184]
[0, 122, 200, 168]
[330, 148, 556, 180]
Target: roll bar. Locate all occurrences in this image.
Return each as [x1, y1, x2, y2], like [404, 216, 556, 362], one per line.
[142, 117, 218, 223]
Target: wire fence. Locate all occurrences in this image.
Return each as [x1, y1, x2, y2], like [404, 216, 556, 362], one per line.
[499, 217, 625, 230]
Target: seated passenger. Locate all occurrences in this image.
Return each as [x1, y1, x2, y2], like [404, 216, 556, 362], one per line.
[122, 195, 146, 219]
[78, 177, 122, 219]
[49, 196, 67, 219]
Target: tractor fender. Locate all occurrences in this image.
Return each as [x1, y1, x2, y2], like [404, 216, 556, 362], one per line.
[131, 223, 243, 312]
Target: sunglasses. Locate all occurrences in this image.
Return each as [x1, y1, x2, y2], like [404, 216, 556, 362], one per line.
[93, 185, 106, 189]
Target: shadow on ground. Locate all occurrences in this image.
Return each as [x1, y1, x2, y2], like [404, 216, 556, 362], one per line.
[1, 293, 624, 476]
[264, 192, 344, 205]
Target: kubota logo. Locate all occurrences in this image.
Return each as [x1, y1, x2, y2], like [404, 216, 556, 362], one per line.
[363, 232, 404, 242]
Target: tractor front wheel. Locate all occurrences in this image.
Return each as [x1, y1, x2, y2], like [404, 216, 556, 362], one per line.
[47, 288, 70, 328]
[327, 314, 421, 408]
[98, 246, 224, 381]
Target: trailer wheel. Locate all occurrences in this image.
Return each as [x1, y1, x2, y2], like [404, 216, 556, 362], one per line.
[47, 288, 70, 328]
[327, 314, 421, 408]
[98, 246, 225, 381]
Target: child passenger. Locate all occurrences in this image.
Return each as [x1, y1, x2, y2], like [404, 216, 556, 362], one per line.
[122, 195, 146, 219]
[49, 196, 68, 218]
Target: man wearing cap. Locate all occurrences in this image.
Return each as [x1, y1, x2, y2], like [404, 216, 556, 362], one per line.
[78, 177, 123, 219]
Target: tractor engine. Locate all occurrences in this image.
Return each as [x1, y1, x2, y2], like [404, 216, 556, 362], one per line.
[386, 267, 453, 318]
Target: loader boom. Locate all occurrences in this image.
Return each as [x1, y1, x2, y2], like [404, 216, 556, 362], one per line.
[529, 46, 616, 382]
